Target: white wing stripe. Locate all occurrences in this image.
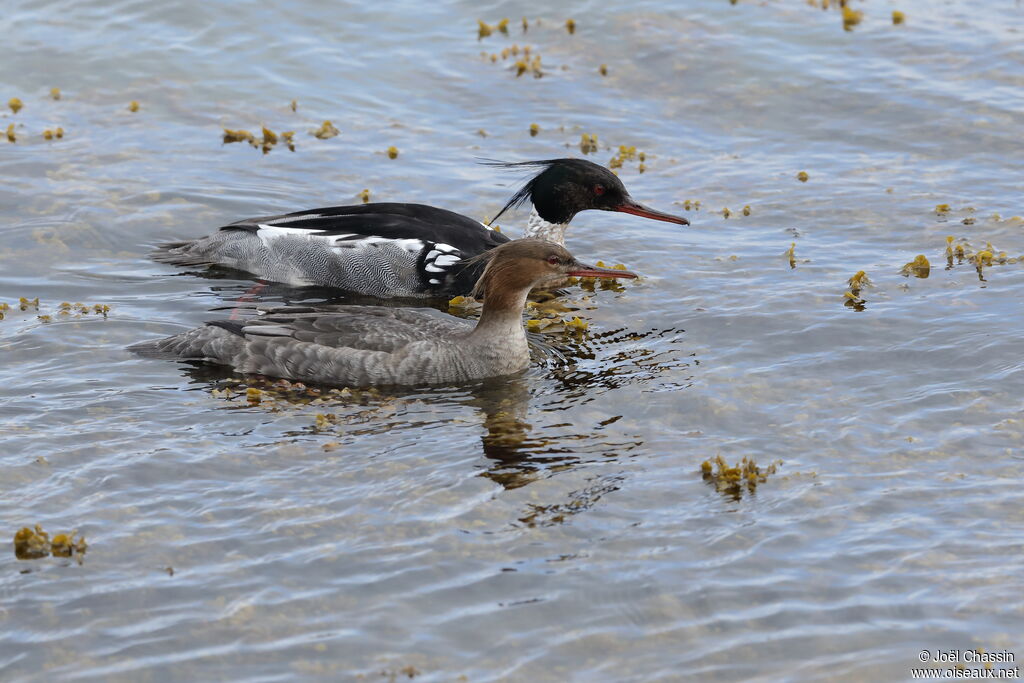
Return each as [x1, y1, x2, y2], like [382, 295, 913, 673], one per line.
[265, 213, 323, 225]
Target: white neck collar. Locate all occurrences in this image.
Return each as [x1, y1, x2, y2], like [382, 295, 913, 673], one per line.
[521, 208, 569, 246]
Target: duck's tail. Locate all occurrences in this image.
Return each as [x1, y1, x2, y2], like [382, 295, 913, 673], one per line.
[128, 323, 246, 361]
[149, 239, 216, 267]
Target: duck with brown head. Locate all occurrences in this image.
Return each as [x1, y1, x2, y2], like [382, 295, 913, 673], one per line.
[131, 240, 636, 387]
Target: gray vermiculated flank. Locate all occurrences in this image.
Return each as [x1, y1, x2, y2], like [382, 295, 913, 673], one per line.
[130, 305, 531, 387]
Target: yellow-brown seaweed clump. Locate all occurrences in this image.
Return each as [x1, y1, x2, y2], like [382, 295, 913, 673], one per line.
[358, 189, 370, 204]
[9, 97, 23, 114]
[608, 145, 639, 170]
[599, 64, 608, 76]
[223, 128, 255, 145]
[128, 100, 140, 112]
[50, 87, 61, 100]
[478, 20, 493, 39]
[797, 171, 809, 182]
[847, 270, 872, 292]
[701, 455, 781, 500]
[579, 133, 598, 155]
[892, 10, 905, 24]
[529, 123, 539, 137]
[901, 254, 930, 278]
[313, 120, 340, 139]
[51, 533, 88, 558]
[565, 18, 576, 34]
[14, 525, 87, 562]
[841, 6, 863, 30]
[387, 145, 399, 159]
[6, 123, 16, 143]
[14, 526, 49, 559]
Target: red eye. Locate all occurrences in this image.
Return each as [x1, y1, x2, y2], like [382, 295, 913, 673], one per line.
[547, 255, 560, 265]
[594, 184, 606, 196]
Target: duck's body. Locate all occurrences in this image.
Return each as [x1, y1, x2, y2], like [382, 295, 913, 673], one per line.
[153, 159, 685, 297]
[133, 240, 637, 387]
[155, 202, 510, 297]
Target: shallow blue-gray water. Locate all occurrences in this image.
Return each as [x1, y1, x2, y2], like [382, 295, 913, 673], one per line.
[1, 0, 1022, 680]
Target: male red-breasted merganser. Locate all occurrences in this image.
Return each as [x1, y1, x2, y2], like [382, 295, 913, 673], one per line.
[133, 240, 637, 386]
[153, 158, 685, 298]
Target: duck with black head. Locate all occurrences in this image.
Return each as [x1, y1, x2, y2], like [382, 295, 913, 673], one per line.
[152, 158, 684, 298]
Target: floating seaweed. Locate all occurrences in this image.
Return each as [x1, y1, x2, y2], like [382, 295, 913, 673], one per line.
[599, 64, 608, 76]
[608, 145, 641, 170]
[358, 189, 370, 204]
[477, 20, 493, 39]
[13, 525, 87, 563]
[9, 97, 23, 114]
[447, 295, 477, 310]
[529, 123, 539, 137]
[128, 100, 140, 112]
[223, 128, 255, 145]
[847, 270, 872, 292]
[387, 146, 399, 159]
[892, 10, 905, 24]
[785, 242, 796, 268]
[290, 99, 297, 112]
[742, 205, 751, 216]
[261, 126, 278, 154]
[6, 123, 15, 143]
[701, 455, 781, 501]
[900, 254, 930, 278]
[50, 87, 61, 100]
[841, 6, 863, 31]
[565, 18, 576, 34]
[313, 120, 340, 139]
[579, 133, 598, 155]
[796, 171, 809, 182]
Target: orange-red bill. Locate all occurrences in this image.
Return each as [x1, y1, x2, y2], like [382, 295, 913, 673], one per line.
[567, 263, 638, 279]
[615, 198, 689, 226]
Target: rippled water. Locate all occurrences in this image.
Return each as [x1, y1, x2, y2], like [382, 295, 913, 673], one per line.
[2, 0, 1023, 680]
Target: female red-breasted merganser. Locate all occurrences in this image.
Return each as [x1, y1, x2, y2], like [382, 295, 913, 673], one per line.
[133, 240, 637, 386]
[153, 158, 685, 298]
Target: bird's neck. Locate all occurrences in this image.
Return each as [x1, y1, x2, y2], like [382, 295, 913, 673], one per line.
[521, 208, 569, 246]
[470, 284, 531, 341]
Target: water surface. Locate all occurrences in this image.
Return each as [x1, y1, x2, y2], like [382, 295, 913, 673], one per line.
[2, 0, 1023, 680]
